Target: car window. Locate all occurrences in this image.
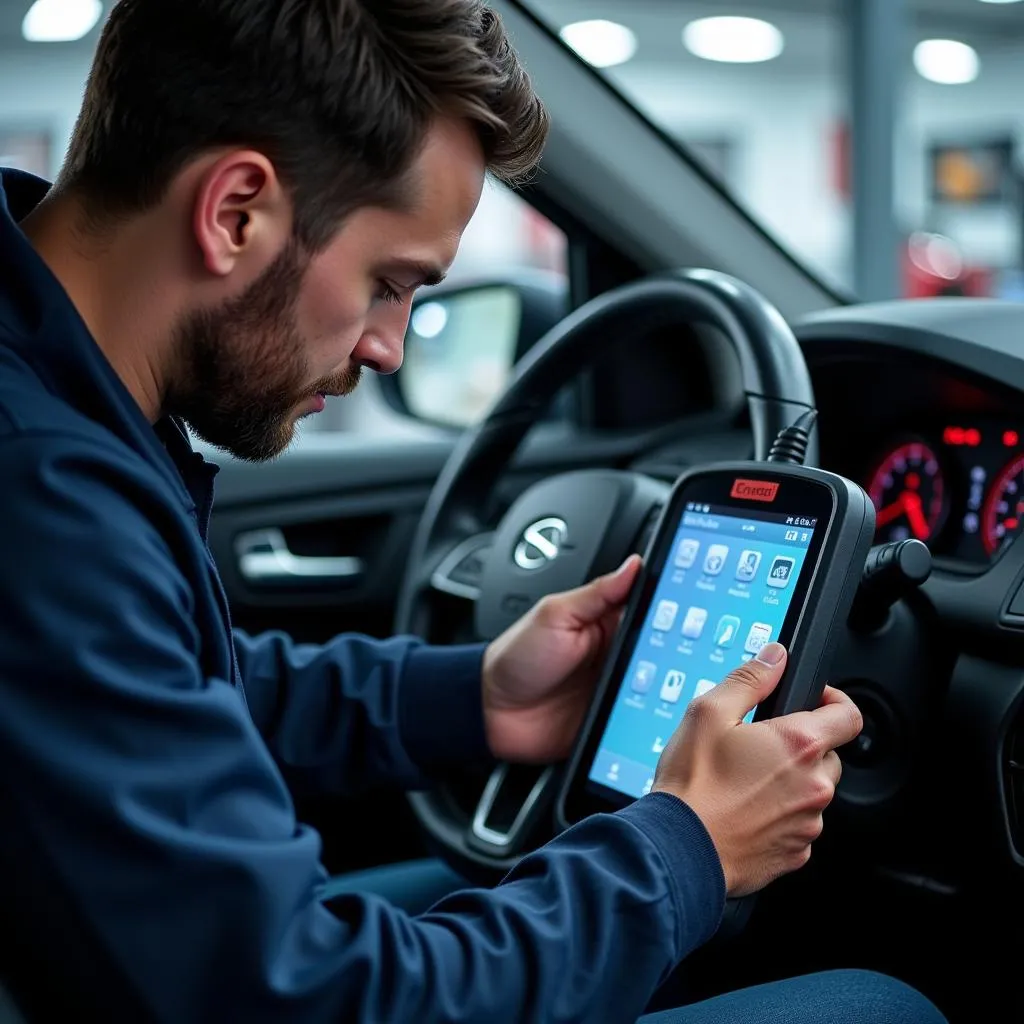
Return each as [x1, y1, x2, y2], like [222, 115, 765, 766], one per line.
[532, 0, 1024, 304]
[446, 178, 568, 287]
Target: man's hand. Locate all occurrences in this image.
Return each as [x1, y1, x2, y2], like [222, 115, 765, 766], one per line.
[481, 556, 642, 763]
[653, 643, 862, 898]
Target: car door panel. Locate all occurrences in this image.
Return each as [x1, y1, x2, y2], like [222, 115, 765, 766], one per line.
[208, 437, 456, 640]
[210, 487, 430, 640]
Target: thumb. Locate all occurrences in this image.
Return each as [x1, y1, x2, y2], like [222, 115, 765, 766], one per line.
[712, 642, 788, 723]
[554, 555, 642, 625]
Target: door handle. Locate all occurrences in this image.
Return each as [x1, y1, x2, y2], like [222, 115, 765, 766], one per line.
[235, 528, 364, 584]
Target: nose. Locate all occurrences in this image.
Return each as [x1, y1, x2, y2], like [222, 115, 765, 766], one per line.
[353, 305, 410, 375]
[352, 334, 403, 375]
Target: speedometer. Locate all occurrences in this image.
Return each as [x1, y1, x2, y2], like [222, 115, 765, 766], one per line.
[982, 454, 1024, 557]
[867, 441, 947, 544]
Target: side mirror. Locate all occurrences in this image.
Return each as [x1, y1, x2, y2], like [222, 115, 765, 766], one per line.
[386, 272, 568, 428]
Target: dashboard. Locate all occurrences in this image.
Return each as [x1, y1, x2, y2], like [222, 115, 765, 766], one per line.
[803, 335, 1024, 571]
[861, 420, 1024, 565]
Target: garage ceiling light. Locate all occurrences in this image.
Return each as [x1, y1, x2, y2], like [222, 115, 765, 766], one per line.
[683, 16, 784, 64]
[23, 0, 102, 41]
[914, 39, 979, 85]
[977, 1, 1023, 5]
[559, 19, 637, 69]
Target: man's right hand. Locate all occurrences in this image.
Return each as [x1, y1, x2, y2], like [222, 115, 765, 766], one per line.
[652, 642, 862, 898]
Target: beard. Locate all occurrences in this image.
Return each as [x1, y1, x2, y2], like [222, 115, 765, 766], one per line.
[167, 241, 361, 463]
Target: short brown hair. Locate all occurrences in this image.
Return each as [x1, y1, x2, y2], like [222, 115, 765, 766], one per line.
[60, 0, 549, 249]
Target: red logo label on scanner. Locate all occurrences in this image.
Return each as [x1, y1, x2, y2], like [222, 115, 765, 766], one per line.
[730, 478, 780, 502]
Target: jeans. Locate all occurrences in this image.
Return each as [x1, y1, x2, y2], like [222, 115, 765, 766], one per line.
[321, 859, 948, 1024]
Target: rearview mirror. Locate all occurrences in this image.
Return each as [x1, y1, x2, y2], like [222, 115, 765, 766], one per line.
[388, 273, 568, 429]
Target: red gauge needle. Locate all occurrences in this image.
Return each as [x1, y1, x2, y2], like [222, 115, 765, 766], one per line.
[875, 495, 907, 528]
[875, 491, 930, 539]
[902, 491, 930, 540]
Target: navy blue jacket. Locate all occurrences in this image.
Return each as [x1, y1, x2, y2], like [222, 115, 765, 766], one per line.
[0, 169, 725, 1023]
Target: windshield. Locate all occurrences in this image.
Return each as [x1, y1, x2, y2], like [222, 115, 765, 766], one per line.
[529, 0, 1024, 303]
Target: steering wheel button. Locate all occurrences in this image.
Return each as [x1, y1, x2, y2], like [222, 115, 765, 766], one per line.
[450, 547, 490, 585]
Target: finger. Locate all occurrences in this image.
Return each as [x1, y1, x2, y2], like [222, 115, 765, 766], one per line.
[710, 642, 787, 723]
[784, 696, 864, 753]
[819, 685, 855, 708]
[823, 749, 843, 789]
[555, 555, 642, 625]
[817, 686, 864, 741]
[595, 605, 627, 644]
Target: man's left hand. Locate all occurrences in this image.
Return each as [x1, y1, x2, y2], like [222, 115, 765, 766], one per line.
[481, 555, 642, 763]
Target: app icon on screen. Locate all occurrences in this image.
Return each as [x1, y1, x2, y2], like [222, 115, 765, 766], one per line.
[694, 679, 717, 698]
[767, 556, 796, 588]
[631, 661, 657, 694]
[652, 736, 666, 754]
[674, 538, 700, 569]
[659, 669, 686, 703]
[736, 549, 762, 582]
[714, 615, 741, 648]
[652, 600, 679, 631]
[703, 544, 729, 576]
[681, 606, 708, 639]
[744, 622, 773, 656]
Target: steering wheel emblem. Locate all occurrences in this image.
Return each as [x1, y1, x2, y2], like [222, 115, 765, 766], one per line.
[514, 517, 569, 570]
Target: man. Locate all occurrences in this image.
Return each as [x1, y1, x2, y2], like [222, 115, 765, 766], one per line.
[0, 2, 947, 1022]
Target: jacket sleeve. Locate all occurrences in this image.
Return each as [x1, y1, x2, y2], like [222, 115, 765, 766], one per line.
[233, 628, 492, 795]
[0, 434, 726, 1024]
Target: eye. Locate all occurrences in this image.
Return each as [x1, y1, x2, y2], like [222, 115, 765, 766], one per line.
[375, 281, 404, 306]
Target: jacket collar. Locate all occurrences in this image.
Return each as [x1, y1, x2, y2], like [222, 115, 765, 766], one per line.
[0, 167, 211, 514]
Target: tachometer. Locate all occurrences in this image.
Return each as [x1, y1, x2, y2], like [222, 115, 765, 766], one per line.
[867, 441, 947, 544]
[982, 454, 1024, 557]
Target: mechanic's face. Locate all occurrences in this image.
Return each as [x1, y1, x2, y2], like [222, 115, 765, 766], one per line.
[173, 118, 485, 462]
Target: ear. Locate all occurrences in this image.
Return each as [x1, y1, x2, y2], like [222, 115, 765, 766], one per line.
[192, 151, 291, 277]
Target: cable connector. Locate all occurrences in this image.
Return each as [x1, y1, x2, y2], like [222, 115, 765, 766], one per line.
[767, 409, 819, 467]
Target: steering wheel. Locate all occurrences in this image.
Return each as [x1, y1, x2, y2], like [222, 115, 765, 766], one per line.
[394, 268, 816, 879]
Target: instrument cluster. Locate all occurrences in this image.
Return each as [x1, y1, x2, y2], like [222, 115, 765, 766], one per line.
[863, 420, 1024, 565]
